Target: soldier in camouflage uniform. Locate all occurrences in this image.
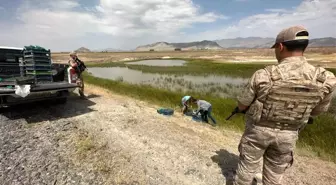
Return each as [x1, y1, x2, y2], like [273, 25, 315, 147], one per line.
[233, 26, 336, 185]
[69, 51, 86, 99]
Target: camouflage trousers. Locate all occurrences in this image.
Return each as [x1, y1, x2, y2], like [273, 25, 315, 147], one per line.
[76, 74, 85, 97]
[233, 121, 299, 185]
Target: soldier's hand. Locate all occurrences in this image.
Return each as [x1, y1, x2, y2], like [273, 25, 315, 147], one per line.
[234, 107, 248, 114]
[308, 117, 314, 124]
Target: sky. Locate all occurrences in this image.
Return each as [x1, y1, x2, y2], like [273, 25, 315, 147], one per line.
[0, 0, 335, 51]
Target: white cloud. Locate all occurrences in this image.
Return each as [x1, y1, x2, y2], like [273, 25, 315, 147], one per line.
[184, 0, 336, 41]
[49, 0, 80, 9]
[0, 0, 225, 51]
[0, 0, 335, 51]
[94, 0, 226, 36]
[0, 6, 5, 11]
[265, 8, 291, 13]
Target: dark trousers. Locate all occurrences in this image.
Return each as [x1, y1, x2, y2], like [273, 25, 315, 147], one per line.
[200, 110, 209, 123]
[199, 108, 216, 124]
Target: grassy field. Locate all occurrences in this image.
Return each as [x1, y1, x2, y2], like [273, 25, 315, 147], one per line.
[83, 60, 336, 162]
[52, 47, 336, 68]
[88, 58, 268, 78]
[87, 57, 336, 80]
[83, 71, 245, 128]
[62, 47, 336, 162]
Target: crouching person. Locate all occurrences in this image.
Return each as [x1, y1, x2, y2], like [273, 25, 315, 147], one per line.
[192, 98, 216, 125]
[181, 95, 193, 115]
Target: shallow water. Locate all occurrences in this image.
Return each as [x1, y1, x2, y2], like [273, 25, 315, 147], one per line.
[127, 59, 186, 66]
[88, 67, 247, 85]
[87, 67, 248, 98]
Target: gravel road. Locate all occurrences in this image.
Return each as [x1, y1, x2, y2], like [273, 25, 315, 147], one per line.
[1, 85, 335, 185]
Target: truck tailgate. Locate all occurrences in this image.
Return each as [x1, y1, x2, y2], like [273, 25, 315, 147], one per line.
[0, 82, 78, 95]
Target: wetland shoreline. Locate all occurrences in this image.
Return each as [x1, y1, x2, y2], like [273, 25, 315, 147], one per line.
[83, 58, 336, 162]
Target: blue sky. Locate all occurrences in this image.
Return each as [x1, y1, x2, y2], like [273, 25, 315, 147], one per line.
[0, 0, 335, 51]
[186, 0, 303, 33]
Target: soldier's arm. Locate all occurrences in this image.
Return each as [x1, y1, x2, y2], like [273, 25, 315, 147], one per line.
[237, 69, 271, 111]
[311, 92, 334, 117]
[69, 59, 78, 67]
[311, 71, 336, 116]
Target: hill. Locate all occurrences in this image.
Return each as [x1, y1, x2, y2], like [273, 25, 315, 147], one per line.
[135, 37, 336, 51]
[308, 37, 336, 47]
[215, 37, 274, 48]
[216, 37, 336, 49]
[91, 48, 128, 52]
[135, 40, 223, 51]
[75, 47, 91, 53]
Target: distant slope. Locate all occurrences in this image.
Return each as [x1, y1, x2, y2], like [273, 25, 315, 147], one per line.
[80, 37, 335, 52]
[217, 37, 336, 48]
[308, 37, 336, 47]
[135, 40, 223, 51]
[215, 37, 274, 48]
[75, 47, 91, 53]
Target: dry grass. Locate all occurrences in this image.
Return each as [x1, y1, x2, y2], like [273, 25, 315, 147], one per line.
[75, 131, 97, 158]
[72, 128, 148, 184]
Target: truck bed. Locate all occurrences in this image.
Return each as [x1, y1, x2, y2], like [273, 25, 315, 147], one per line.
[0, 46, 79, 107]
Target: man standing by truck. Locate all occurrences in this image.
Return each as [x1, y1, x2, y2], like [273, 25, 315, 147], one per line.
[233, 25, 336, 185]
[69, 51, 86, 99]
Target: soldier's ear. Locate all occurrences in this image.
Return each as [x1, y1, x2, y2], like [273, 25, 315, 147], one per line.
[278, 43, 285, 52]
[279, 43, 285, 51]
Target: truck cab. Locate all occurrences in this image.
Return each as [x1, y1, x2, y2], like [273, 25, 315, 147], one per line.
[0, 46, 79, 108]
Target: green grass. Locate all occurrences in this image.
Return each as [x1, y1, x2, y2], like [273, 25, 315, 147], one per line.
[87, 58, 268, 78]
[126, 59, 267, 78]
[87, 58, 336, 79]
[328, 68, 336, 74]
[86, 61, 127, 68]
[83, 72, 246, 130]
[298, 112, 336, 161]
[84, 72, 336, 162]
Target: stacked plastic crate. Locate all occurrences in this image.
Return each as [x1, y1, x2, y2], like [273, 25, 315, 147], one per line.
[23, 47, 53, 83]
[0, 48, 23, 82]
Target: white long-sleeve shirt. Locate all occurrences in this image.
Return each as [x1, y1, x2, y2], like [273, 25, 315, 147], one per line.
[195, 100, 212, 113]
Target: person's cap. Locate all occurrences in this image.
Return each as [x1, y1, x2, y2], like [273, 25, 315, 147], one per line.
[69, 51, 77, 56]
[271, 26, 309, 48]
[182, 96, 191, 104]
[183, 96, 191, 101]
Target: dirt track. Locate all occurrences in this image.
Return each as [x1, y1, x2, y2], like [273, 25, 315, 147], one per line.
[1, 85, 336, 185]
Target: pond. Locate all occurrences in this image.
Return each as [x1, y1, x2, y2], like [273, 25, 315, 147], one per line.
[126, 59, 186, 66]
[87, 67, 249, 98]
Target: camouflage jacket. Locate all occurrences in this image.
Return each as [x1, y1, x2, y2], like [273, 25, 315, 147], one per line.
[238, 56, 336, 119]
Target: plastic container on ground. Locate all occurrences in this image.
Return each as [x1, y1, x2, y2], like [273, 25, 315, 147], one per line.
[157, 108, 174, 116]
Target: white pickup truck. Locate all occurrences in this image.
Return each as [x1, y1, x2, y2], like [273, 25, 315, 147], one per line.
[0, 46, 79, 108]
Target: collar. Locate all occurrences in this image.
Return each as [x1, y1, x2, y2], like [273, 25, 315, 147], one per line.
[278, 56, 307, 64]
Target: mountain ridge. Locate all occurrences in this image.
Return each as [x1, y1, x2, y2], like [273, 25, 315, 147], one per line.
[135, 37, 336, 51]
[135, 40, 223, 51]
[75, 47, 91, 53]
[74, 37, 336, 52]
